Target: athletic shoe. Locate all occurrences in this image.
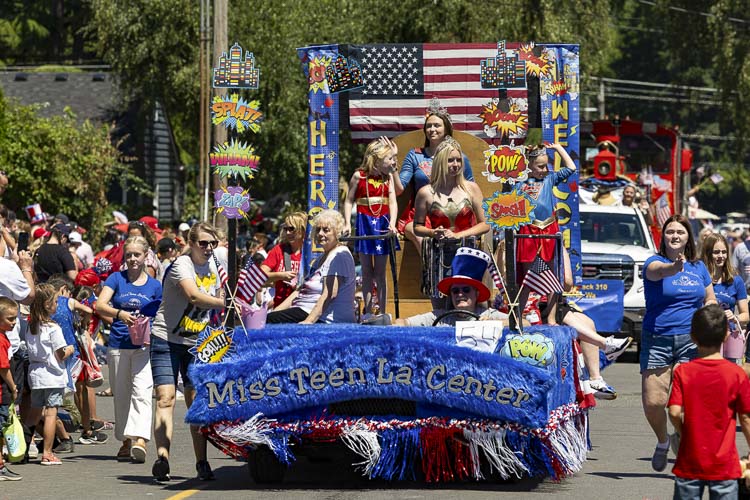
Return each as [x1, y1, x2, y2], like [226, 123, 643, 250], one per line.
[90, 420, 114, 431]
[78, 431, 108, 445]
[53, 438, 75, 454]
[589, 377, 617, 400]
[152, 456, 170, 482]
[604, 336, 633, 361]
[196, 460, 215, 481]
[27, 442, 39, 459]
[41, 454, 63, 466]
[651, 444, 669, 472]
[0, 465, 22, 481]
[670, 432, 680, 457]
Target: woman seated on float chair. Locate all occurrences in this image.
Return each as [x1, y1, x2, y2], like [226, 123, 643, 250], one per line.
[540, 247, 632, 400]
[395, 247, 505, 327]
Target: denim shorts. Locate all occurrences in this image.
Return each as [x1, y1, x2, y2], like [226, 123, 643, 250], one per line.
[0, 404, 8, 427]
[30, 387, 64, 408]
[150, 336, 195, 389]
[674, 477, 737, 500]
[640, 330, 697, 372]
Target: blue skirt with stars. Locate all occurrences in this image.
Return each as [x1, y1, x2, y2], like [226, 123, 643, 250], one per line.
[354, 213, 400, 255]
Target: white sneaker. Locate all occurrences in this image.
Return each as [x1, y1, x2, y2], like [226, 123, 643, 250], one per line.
[27, 442, 38, 459]
[589, 377, 617, 400]
[604, 336, 633, 361]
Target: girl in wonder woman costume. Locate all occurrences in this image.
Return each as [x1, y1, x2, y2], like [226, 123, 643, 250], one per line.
[344, 137, 400, 317]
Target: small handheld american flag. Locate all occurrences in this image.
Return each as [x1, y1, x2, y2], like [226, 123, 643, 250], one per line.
[521, 255, 563, 296]
[236, 258, 268, 303]
[655, 193, 671, 227]
[489, 261, 505, 294]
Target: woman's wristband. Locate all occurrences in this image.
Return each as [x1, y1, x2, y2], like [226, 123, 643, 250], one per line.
[116, 309, 122, 320]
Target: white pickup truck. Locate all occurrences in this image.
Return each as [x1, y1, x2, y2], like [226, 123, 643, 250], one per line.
[578, 204, 657, 344]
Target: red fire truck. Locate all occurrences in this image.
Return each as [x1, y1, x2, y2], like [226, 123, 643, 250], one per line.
[581, 118, 693, 242]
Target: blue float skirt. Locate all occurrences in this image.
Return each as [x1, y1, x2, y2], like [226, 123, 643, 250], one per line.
[355, 213, 400, 255]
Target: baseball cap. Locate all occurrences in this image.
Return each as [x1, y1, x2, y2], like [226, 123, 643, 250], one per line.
[69, 231, 83, 244]
[178, 222, 190, 232]
[55, 213, 69, 224]
[32, 227, 50, 239]
[52, 223, 71, 236]
[157, 237, 177, 253]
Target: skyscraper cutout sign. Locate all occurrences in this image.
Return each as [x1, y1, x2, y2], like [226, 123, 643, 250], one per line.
[213, 42, 260, 89]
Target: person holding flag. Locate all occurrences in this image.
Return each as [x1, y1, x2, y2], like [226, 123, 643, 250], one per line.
[149, 222, 226, 482]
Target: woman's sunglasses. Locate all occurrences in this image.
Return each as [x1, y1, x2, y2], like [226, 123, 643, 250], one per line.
[282, 226, 296, 232]
[197, 239, 219, 249]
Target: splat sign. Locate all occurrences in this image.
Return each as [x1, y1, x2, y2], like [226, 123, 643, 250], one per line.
[482, 145, 529, 183]
[482, 191, 536, 231]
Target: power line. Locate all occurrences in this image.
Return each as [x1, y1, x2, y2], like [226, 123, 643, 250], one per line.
[637, 0, 750, 26]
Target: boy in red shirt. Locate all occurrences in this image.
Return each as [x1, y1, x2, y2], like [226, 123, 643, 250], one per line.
[0, 297, 22, 480]
[668, 303, 750, 499]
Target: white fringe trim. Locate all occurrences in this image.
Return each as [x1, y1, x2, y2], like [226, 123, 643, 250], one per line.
[547, 414, 588, 474]
[341, 421, 382, 477]
[464, 428, 528, 480]
[214, 412, 279, 453]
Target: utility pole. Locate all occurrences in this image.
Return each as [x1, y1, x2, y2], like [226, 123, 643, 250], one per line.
[598, 79, 606, 119]
[199, 0, 211, 221]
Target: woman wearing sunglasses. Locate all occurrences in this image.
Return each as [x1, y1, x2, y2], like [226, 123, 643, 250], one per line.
[267, 209, 356, 324]
[395, 247, 504, 327]
[149, 222, 226, 482]
[260, 212, 307, 309]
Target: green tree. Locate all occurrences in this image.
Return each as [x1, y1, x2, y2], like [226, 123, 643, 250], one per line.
[0, 91, 134, 244]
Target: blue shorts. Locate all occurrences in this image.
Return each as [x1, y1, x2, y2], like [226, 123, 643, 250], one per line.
[150, 336, 195, 389]
[640, 330, 697, 372]
[674, 477, 737, 500]
[30, 387, 64, 408]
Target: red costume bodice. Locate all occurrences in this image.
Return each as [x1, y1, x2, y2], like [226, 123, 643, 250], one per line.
[427, 197, 476, 231]
[354, 170, 390, 217]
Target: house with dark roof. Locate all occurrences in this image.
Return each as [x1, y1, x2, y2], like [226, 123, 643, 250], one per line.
[0, 70, 184, 224]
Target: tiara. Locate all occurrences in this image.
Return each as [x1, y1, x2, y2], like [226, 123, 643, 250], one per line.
[526, 146, 547, 158]
[435, 135, 460, 155]
[425, 97, 450, 119]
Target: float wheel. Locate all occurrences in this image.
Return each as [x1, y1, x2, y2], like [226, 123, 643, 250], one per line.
[247, 445, 286, 484]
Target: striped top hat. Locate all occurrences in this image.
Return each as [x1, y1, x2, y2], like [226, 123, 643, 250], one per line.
[437, 247, 492, 303]
[25, 204, 46, 224]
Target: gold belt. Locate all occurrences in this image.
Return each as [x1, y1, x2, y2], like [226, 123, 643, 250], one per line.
[531, 215, 556, 229]
[357, 197, 387, 206]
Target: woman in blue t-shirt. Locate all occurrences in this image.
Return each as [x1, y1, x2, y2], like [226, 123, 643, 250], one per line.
[96, 236, 162, 463]
[641, 214, 716, 473]
[700, 232, 749, 362]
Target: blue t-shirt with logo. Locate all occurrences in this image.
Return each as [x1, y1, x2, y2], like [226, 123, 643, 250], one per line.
[713, 276, 747, 312]
[52, 296, 79, 356]
[103, 271, 162, 349]
[643, 255, 711, 336]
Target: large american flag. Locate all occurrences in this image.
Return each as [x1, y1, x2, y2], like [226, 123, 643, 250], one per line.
[347, 43, 514, 142]
[521, 256, 564, 296]
[655, 193, 671, 227]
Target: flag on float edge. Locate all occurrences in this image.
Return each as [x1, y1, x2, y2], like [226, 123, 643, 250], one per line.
[521, 255, 563, 296]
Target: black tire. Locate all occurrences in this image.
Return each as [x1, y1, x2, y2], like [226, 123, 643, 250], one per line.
[431, 309, 480, 326]
[247, 445, 287, 484]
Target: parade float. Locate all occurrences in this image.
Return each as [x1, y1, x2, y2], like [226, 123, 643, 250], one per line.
[185, 41, 590, 484]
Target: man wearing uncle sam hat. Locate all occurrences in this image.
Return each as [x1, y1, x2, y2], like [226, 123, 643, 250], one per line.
[395, 247, 506, 327]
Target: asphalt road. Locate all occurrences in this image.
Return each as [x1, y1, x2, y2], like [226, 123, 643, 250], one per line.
[2, 350, 738, 499]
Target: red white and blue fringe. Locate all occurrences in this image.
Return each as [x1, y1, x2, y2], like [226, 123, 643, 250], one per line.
[201, 402, 588, 482]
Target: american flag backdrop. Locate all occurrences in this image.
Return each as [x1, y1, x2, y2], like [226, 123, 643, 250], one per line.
[347, 43, 524, 142]
[521, 255, 564, 296]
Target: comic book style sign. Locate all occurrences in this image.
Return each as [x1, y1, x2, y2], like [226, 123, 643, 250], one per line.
[324, 54, 364, 93]
[211, 95, 263, 133]
[190, 326, 237, 364]
[482, 145, 529, 183]
[483, 191, 536, 231]
[213, 42, 260, 89]
[210, 140, 259, 181]
[215, 185, 252, 220]
[478, 98, 528, 140]
[480, 41, 526, 90]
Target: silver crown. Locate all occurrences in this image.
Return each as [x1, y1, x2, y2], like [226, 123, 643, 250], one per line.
[425, 97, 450, 119]
[435, 135, 460, 155]
[526, 146, 547, 158]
